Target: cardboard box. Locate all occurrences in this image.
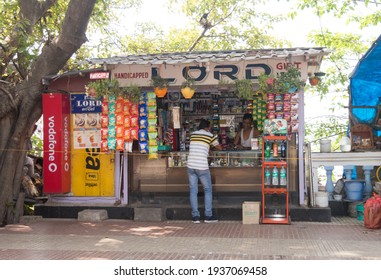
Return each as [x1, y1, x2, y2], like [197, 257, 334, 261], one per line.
[242, 201, 260, 224]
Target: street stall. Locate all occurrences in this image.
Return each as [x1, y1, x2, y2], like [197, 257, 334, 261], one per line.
[39, 48, 330, 221]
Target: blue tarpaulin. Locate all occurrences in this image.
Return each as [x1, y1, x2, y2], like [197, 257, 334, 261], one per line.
[350, 34, 381, 137]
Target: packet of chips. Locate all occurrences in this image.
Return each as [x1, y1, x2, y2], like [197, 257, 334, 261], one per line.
[124, 116, 131, 128]
[116, 138, 124, 151]
[139, 129, 149, 142]
[139, 141, 149, 154]
[131, 127, 138, 140]
[139, 117, 148, 129]
[101, 128, 108, 140]
[124, 128, 131, 141]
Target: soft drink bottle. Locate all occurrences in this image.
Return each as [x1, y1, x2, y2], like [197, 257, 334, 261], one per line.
[265, 140, 271, 158]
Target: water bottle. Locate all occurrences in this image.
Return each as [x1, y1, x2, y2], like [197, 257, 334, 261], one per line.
[272, 166, 279, 186]
[264, 167, 271, 185]
[280, 166, 287, 186]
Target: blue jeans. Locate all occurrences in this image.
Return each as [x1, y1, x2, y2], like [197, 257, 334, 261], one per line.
[187, 168, 213, 218]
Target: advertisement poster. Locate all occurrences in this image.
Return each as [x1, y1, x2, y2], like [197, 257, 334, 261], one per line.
[42, 93, 71, 193]
[71, 94, 102, 149]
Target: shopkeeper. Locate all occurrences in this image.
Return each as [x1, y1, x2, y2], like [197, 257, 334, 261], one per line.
[234, 113, 260, 149]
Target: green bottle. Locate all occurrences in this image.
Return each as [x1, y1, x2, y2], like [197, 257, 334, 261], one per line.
[265, 140, 271, 158]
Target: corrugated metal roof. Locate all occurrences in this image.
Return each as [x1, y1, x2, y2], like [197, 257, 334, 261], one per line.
[87, 48, 330, 66]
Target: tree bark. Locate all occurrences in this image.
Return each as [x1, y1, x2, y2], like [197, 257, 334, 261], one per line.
[0, 0, 96, 225]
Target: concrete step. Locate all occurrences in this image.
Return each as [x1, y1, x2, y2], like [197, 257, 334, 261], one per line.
[35, 203, 331, 222]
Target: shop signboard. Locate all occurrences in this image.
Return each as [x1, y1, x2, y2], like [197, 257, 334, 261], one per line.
[42, 93, 71, 193]
[112, 58, 308, 87]
[90, 72, 109, 79]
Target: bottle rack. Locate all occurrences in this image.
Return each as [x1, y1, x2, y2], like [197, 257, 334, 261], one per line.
[261, 135, 290, 224]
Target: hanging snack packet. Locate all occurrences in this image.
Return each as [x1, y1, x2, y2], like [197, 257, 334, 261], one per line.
[102, 101, 109, 115]
[101, 127, 108, 140]
[139, 92, 147, 104]
[131, 127, 139, 140]
[139, 104, 147, 117]
[139, 117, 148, 130]
[148, 145, 158, 160]
[108, 114, 116, 127]
[116, 114, 124, 126]
[108, 137, 116, 150]
[149, 138, 157, 146]
[124, 116, 131, 128]
[101, 139, 109, 153]
[148, 132, 158, 141]
[123, 100, 131, 115]
[148, 112, 157, 120]
[147, 92, 156, 100]
[116, 125, 124, 139]
[139, 141, 149, 154]
[139, 129, 149, 142]
[148, 118, 157, 127]
[130, 103, 138, 115]
[116, 96, 124, 113]
[101, 115, 109, 128]
[147, 105, 156, 113]
[124, 128, 132, 141]
[108, 95, 116, 109]
[131, 116, 139, 128]
[116, 138, 124, 151]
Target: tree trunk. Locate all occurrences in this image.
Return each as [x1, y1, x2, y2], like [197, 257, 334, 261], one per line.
[0, 0, 96, 225]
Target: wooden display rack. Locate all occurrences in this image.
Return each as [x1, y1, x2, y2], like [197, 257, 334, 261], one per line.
[350, 124, 374, 150]
[261, 135, 290, 224]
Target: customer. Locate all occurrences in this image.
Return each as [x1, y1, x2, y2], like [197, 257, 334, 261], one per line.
[187, 118, 222, 223]
[234, 113, 259, 149]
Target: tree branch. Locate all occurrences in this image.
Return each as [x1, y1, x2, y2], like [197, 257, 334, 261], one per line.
[188, 4, 238, 52]
[0, 0, 58, 76]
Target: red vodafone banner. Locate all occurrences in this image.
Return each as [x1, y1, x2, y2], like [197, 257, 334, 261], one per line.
[42, 93, 71, 193]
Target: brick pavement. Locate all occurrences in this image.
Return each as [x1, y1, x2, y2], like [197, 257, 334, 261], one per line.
[0, 217, 380, 260]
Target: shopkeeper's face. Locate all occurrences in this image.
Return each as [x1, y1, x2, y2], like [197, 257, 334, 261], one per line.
[242, 119, 252, 129]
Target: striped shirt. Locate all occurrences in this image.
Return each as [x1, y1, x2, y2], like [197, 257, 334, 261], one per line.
[187, 129, 219, 170]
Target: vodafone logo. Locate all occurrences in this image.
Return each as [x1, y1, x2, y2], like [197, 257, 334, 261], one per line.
[49, 163, 58, 172]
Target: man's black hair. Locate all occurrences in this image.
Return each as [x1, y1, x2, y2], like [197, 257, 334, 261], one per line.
[199, 118, 210, 130]
[243, 113, 253, 121]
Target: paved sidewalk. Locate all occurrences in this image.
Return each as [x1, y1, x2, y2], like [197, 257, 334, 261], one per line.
[0, 217, 380, 260]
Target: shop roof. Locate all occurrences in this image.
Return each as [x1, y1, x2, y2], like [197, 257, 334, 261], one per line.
[87, 48, 330, 69]
[349, 34, 381, 136]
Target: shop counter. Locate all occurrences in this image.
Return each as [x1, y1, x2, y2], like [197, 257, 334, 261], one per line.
[130, 150, 262, 193]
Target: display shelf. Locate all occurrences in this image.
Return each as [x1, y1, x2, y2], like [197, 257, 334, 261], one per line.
[262, 187, 287, 194]
[261, 217, 290, 224]
[261, 135, 290, 224]
[262, 161, 287, 167]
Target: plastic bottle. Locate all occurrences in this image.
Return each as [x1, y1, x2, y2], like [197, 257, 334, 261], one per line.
[272, 166, 279, 186]
[280, 166, 287, 186]
[273, 142, 278, 158]
[264, 167, 271, 185]
[281, 141, 287, 159]
[265, 140, 271, 158]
